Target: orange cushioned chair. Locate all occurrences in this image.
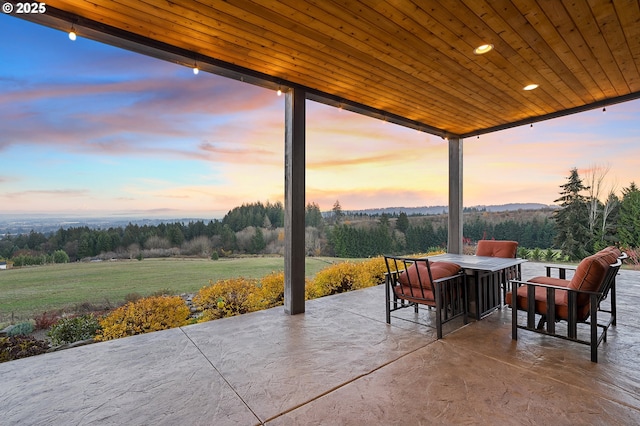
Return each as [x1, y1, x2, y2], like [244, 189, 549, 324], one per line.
[476, 240, 519, 259]
[506, 246, 625, 362]
[384, 256, 467, 339]
[475, 240, 520, 310]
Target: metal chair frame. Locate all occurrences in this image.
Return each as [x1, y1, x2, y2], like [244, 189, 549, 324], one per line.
[384, 255, 467, 339]
[510, 254, 626, 362]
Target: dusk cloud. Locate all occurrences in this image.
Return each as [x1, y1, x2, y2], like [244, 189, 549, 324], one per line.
[1, 14, 638, 217]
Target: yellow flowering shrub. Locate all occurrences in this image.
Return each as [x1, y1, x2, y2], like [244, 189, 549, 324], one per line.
[308, 261, 357, 297]
[352, 257, 387, 289]
[305, 257, 387, 299]
[252, 271, 285, 310]
[96, 295, 190, 341]
[194, 277, 260, 320]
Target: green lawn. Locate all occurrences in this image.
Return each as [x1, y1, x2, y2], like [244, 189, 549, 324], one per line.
[0, 256, 346, 324]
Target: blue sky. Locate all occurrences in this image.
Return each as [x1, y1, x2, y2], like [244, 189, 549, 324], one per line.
[1, 13, 638, 218]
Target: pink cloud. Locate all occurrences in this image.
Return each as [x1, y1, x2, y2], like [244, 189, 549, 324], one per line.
[3, 189, 89, 199]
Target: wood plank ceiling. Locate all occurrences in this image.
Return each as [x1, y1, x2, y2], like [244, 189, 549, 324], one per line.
[14, 0, 640, 138]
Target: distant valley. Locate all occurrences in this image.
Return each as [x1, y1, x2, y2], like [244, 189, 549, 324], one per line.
[0, 203, 555, 235]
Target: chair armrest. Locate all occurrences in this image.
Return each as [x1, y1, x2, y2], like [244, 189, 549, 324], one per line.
[509, 279, 601, 296]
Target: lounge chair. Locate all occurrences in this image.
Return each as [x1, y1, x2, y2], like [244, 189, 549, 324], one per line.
[506, 246, 626, 362]
[384, 256, 467, 338]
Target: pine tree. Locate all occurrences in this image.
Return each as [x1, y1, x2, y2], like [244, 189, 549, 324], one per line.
[552, 168, 591, 260]
[250, 228, 266, 253]
[618, 182, 640, 248]
[396, 212, 409, 233]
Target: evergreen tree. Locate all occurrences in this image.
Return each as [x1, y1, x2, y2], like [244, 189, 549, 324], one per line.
[552, 168, 591, 260]
[166, 224, 185, 247]
[379, 213, 390, 227]
[396, 212, 409, 233]
[250, 228, 266, 253]
[618, 182, 640, 248]
[220, 224, 237, 251]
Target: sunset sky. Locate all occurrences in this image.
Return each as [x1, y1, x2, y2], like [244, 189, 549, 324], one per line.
[1, 14, 638, 219]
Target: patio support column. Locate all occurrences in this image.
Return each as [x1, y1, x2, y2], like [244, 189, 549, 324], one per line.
[448, 137, 463, 254]
[284, 87, 306, 315]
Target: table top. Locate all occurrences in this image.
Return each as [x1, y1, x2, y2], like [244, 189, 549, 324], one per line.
[427, 253, 526, 272]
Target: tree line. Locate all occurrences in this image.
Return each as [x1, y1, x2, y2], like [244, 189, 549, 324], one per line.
[2, 168, 639, 264]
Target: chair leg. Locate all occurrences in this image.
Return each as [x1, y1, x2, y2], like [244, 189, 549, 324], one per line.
[435, 282, 443, 339]
[511, 281, 518, 340]
[385, 275, 391, 324]
[590, 300, 598, 363]
[611, 283, 617, 326]
[536, 315, 546, 330]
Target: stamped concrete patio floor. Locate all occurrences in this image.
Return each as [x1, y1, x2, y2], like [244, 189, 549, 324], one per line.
[2, 262, 640, 425]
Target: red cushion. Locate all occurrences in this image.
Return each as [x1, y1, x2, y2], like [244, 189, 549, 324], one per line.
[506, 249, 617, 321]
[476, 240, 518, 258]
[568, 254, 610, 306]
[398, 261, 460, 287]
[396, 261, 461, 302]
[595, 246, 621, 264]
[430, 261, 463, 278]
[505, 282, 584, 320]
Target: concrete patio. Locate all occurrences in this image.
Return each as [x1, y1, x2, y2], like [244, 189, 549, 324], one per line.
[1, 262, 639, 425]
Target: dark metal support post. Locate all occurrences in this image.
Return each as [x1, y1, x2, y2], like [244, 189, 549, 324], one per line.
[448, 138, 463, 254]
[284, 87, 306, 314]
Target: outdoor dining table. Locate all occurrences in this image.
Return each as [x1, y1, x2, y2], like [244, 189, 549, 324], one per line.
[427, 253, 527, 320]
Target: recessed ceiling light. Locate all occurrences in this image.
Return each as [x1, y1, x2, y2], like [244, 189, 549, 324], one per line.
[473, 44, 493, 55]
[523, 84, 539, 91]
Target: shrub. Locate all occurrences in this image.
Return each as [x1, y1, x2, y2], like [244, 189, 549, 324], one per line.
[181, 236, 211, 256]
[530, 248, 543, 261]
[34, 311, 60, 330]
[518, 247, 530, 259]
[544, 248, 558, 262]
[306, 257, 386, 299]
[352, 257, 387, 289]
[253, 271, 285, 310]
[96, 295, 190, 341]
[48, 315, 101, 346]
[52, 249, 70, 264]
[307, 261, 358, 298]
[194, 277, 259, 320]
[7, 322, 34, 337]
[0, 336, 49, 363]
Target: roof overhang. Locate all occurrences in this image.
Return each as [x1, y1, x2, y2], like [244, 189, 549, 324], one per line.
[8, 0, 640, 139]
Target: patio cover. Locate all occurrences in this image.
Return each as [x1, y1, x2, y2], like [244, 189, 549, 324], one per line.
[10, 0, 640, 313]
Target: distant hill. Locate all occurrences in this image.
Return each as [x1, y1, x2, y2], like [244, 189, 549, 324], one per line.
[344, 203, 555, 216]
[0, 216, 210, 236]
[0, 203, 556, 235]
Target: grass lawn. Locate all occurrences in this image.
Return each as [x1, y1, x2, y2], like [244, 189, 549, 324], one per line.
[0, 256, 350, 324]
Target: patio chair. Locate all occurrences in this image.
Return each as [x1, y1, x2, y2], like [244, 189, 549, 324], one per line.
[475, 240, 520, 308]
[384, 256, 467, 339]
[506, 246, 626, 362]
